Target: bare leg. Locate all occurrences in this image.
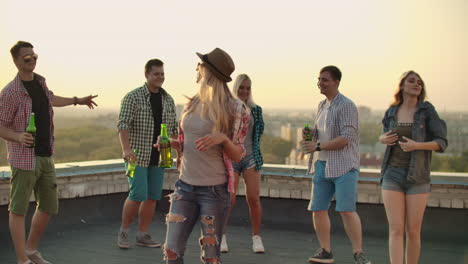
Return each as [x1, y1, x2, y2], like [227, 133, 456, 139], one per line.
[312, 210, 331, 252]
[9, 212, 28, 263]
[26, 210, 50, 251]
[138, 199, 157, 233]
[382, 190, 406, 264]
[339, 211, 363, 253]
[223, 172, 241, 233]
[121, 198, 141, 229]
[242, 168, 262, 235]
[405, 193, 429, 264]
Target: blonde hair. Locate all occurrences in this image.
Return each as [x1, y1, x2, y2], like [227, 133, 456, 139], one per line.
[182, 64, 235, 134]
[232, 74, 256, 108]
[391, 70, 426, 106]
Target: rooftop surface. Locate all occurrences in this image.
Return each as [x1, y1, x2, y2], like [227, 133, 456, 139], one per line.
[1, 192, 467, 264]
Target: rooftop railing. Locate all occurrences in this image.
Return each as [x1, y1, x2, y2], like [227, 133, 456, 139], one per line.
[1, 159, 467, 209]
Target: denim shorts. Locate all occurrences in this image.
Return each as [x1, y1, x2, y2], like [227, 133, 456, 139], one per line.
[308, 161, 358, 212]
[126, 163, 165, 201]
[232, 154, 256, 174]
[381, 166, 431, 194]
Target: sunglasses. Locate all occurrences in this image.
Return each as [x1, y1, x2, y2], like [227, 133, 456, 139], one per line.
[23, 53, 38, 63]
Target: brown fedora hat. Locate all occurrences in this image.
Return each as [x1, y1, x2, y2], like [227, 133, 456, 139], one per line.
[196, 48, 235, 82]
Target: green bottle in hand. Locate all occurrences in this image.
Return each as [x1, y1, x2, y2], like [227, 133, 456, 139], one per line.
[26, 113, 36, 148]
[126, 149, 138, 177]
[159, 124, 173, 168]
[304, 124, 313, 141]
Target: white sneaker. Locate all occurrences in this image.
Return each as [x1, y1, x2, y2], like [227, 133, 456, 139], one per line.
[252, 235, 265, 253]
[220, 234, 229, 253]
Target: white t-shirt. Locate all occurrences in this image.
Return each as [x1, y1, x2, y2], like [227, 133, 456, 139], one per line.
[316, 100, 331, 161]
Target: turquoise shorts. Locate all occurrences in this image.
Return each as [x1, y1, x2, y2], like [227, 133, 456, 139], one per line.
[126, 163, 165, 202]
[308, 160, 358, 212]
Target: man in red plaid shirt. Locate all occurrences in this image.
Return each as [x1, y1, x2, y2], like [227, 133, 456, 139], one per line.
[0, 41, 98, 264]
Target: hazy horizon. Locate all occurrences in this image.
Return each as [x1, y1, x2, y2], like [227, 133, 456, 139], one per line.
[51, 105, 467, 117]
[1, 0, 467, 112]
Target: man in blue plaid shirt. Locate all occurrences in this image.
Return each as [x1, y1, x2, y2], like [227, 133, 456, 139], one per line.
[117, 59, 178, 249]
[302, 66, 371, 264]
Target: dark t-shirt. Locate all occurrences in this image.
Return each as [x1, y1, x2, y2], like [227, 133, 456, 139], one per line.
[149, 91, 163, 166]
[389, 123, 413, 168]
[22, 78, 52, 157]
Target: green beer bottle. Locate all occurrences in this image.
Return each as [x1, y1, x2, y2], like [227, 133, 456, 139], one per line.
[304, 124, 313, 141]
[159, 124, 173, 168]
[299, 124, 313, 160]
[126, 149, 138, 177]
[26, 112, 36, 148]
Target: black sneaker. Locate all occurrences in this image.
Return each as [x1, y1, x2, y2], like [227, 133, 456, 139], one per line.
[353, 252, 371, 264]
[308, 248, 335, 263]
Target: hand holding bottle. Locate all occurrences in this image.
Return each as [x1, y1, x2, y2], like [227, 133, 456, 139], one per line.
[125, 149, 138, 177]
[302, 124, 316, 141]
[158, 124, 173, 168]
[301, 141, 317, 154]
[299, 124, 315, 160]
[123, 148, 138, 163]
[154, 136, 180, 152]
[16, 132, 34, 147]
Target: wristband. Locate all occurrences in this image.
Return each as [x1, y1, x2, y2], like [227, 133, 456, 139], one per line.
[315, 142, 321, 152]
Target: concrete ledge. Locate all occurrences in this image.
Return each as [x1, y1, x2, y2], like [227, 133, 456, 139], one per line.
[1, 159, 468, 209]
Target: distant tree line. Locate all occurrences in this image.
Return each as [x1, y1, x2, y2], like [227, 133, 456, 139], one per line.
[260, 135, 293, 164]
[431, 151, 468, 173]
[0, 125, 121, 166]
[0, 115, 466, 173]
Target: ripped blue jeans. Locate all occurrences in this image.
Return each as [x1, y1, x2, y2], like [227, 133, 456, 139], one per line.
[164, 180, 229, 264]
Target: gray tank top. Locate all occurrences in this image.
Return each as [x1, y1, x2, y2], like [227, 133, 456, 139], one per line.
[179, 106, 227, 186]
[244, 113, 254, 156]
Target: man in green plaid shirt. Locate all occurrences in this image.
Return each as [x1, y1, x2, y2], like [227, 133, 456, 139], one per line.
[116, 59, 178, 249]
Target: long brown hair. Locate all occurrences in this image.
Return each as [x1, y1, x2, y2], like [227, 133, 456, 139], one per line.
[391, 70, 426, 106]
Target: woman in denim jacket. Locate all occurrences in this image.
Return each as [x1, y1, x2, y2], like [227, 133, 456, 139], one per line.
[379, 71, 448, 264]
[221, 74, 265, 254]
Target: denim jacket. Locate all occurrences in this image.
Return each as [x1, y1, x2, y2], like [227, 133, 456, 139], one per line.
[381, 101, 448, 184]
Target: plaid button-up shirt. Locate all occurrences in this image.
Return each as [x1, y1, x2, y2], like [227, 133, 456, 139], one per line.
[308, 93, 360, 178]
[0, 73, 55, 170]
[251, 105, 264, 171]
[117, 84, 178, 167]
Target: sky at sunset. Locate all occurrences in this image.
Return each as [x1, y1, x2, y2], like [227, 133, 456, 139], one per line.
[1, 0, 467, 112]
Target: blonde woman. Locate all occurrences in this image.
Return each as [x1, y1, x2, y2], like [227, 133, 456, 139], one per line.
[159, 48, 249, 264]
[379, 71, 447, 264]
[221, 74, 265, 253]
